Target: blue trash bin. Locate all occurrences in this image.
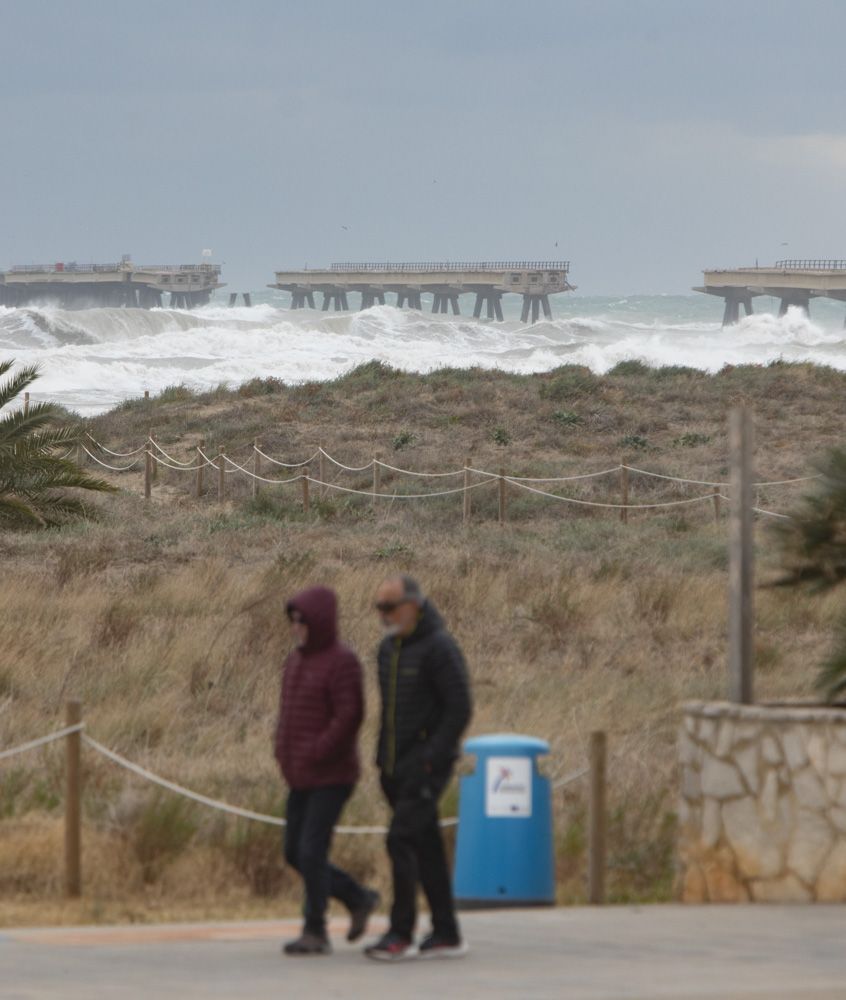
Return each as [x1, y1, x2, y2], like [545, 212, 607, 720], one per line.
[453, 733, 555, 907]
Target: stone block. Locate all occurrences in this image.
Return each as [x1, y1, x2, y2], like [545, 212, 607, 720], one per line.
[808, 733, 828, 776]
[735, 744, 760, 794]
[816, 840, 846, 902]
[825, 776, 841, 801]
[684, 715, 697, 736]
[698, 718, 716, 744]
[715, 722, 734, 758]
[703, 859, 750, 902]
[701, 798, 722, 849]
[759, 769, 779, 824]
[722, 797, 782, 879]
[761, 736, 782, 765]
[679, 732, 700, 767]
[781, 729, 808, 771]
[749, 874, 812, 903]
[826, 742, 846, 776]
[681, 766, 701, 801]
[793, 767, 827, 810]
[681, 863, 707, 903]
[787, 809, 834, 885]
[829, 806, 846, 833]
[701, 757, 744, 799]
[733, 722, 760, 745]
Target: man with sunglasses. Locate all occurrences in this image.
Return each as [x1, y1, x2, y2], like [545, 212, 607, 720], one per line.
[275, 585, 379, 956]
[365, 575, 472, 962]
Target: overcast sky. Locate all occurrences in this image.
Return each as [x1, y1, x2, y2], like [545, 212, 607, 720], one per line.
[2, 0, 845, 294]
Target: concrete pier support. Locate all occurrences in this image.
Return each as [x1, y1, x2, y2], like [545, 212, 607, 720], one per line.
[778, 292, 810, 317]
[396, 289, 423, 309]
[473, 291, 504, 320]
[291, 289, 315, 309]
[521, 294, 552, 324]
[432, 292, 460, 315]
[720, 291, 755, 326]
[320, 290, 348, 311]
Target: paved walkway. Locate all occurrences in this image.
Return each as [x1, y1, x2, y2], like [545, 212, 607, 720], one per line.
[2, 905, 845, 999]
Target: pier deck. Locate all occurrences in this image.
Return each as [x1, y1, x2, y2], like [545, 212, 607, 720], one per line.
[696, 259, 846, 325]
[270, 261, 574, 322]
[0, 260, 224, 309]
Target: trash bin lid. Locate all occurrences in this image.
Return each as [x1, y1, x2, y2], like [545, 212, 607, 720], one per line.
[463, 732, 550, 756]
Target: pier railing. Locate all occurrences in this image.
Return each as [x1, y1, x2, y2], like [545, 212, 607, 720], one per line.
[6, 262, 221, 275]
[773, 260, 846, 270]
[326, 261, 570, 273]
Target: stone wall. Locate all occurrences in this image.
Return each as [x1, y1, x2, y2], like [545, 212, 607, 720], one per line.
[679, 700, 846, 902]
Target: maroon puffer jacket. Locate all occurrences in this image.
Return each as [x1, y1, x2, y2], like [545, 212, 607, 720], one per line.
[274, 586, 364, 791]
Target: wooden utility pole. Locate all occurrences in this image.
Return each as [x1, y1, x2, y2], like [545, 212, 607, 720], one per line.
[217, 447, 225, 504]
[144, 441, 152, 500]
[65, 700, 82, 898]
[319, 448, 328, 500]
[252, 439, 260, 500]
[372, 458, 381, 511]
[302, 467, 311, 513]
[498, 468, 506, 525]
[588, 730, 607, 905]
[728, 408, 755, 704]
[195, 438, 205, 499]
[620, 464, 629, 524]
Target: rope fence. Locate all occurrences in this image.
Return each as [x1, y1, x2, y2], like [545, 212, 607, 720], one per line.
[0, 702, 601, 900]
[82, 433, 812, 521]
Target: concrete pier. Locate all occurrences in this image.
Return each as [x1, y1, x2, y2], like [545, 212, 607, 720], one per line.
[270, 261, 574, 323]
[0, 259, 224, 309]
[695, 259, 846, 326]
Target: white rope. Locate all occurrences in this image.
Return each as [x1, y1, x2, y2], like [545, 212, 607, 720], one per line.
[506, 478, 718, 510]
[85, 433, 147, 458]
[0, 723, 85, 763]
[223, 455, 305, 485]
[625, 465, 822, 489]
[470, 465, 623, 484]
[82, 735, 455, 833]
[319, 448, 374, 473]
[149, 453, 209, 472]
[552, 765, 590, 789]
[148, 439, 198, 467]
[375, 459, 466, 479]
[716, 494, 792, 521]
[307, 476, 496, 500]
[255, 446, 320, 469]
[81, 445, 142, 472]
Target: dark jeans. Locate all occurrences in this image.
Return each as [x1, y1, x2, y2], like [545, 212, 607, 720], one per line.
[381, 766, 460, 943]
[284, 784, 368, 936]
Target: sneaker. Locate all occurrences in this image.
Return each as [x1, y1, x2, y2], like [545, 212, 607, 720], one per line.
[364, 931, 418, 962]
[283, 932, 332, 956]
[348, 889, 381, 943]
[418, 933, 469, 960]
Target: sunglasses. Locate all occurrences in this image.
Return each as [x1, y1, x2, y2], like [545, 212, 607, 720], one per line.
[374, 599, 409, 614]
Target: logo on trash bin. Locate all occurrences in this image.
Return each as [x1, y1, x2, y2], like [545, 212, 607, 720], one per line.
[486, 757, 532, 818]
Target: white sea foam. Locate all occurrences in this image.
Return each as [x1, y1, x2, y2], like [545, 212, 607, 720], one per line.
[1, 298, 844, 414]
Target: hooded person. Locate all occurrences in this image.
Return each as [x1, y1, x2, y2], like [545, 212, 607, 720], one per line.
[274, 585, 379, 956]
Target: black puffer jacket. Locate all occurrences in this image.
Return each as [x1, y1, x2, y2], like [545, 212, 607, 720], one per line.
[376, 600, 472, 780]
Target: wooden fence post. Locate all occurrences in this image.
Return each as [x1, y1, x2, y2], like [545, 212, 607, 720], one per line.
[728, 407, 755, 704]
[498, 467, 506, 526]
[588, 730, 607, 905]
[620, 464, 629, 524]
[149, 430, 158, 483]
[302, 467, 310, 514]
[65, 699, 82, 898]
[319, 447, 327, 500]
[712, 485, 721, 524]
[463, 455, 472, 524]
[372, 457, 381, 511]
[195, 438, 205, 499]
[252, 439, 260, 500]
[144, 440, 152, 500]
[217, 447, 225, 504]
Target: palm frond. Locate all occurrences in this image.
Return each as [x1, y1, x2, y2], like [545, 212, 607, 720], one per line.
[0, 363, 40, 412]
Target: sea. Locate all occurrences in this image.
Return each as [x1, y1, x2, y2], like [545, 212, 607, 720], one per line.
[1, 290, 845, 416]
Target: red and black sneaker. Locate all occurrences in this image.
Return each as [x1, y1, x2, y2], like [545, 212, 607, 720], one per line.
[364, 932, 418, 962]
[418, 933, 469, 960]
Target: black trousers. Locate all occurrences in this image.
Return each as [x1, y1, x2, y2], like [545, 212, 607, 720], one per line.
[381, 768, 460, 942]
[284, 784, 368, 936]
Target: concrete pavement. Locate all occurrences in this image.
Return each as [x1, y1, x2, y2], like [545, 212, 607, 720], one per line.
[1, 905, 845, 999]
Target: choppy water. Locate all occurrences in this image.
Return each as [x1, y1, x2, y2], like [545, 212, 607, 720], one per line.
[1, 290, 844, 415]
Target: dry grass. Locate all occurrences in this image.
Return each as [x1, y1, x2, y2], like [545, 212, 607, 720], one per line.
[1, 360, 843, 925]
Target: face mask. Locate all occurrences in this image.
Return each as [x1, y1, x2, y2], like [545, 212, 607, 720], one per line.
[382, 622, 401, 637]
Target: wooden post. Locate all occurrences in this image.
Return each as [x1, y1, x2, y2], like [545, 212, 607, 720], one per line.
[252, 439, 260, 500]
[144, 389, 150, 404]
[302, 467, 310, 514]
[463, 455, 472, 524]
[372, 457, 381, 511]
[23, 391, 29, 416]
[144, 441, 152, 499]
[217, 447, 225, 504]
[498, 467, 506, 525]
[620, 464, 629, 524]
[65, 699, 82, 898]
[728, 407, 755, 704]
[712, 485, 721, 524]
[588, 730, 607, 905]
[149, 429, 158, 483]
[319, 448, 328, 500]
[195, 438, 205, 499]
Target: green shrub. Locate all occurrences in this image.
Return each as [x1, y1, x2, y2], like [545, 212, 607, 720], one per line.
[133, 794, 199, 883]
[392, 430, 417, 451]
[551, 410, 584, 428]
[672, 432, 712, 448]
[619, 434, 649, 451]
[491, 426, 511, 446]
[608, 360, 650, 377]
[539, 366, 600, 401]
